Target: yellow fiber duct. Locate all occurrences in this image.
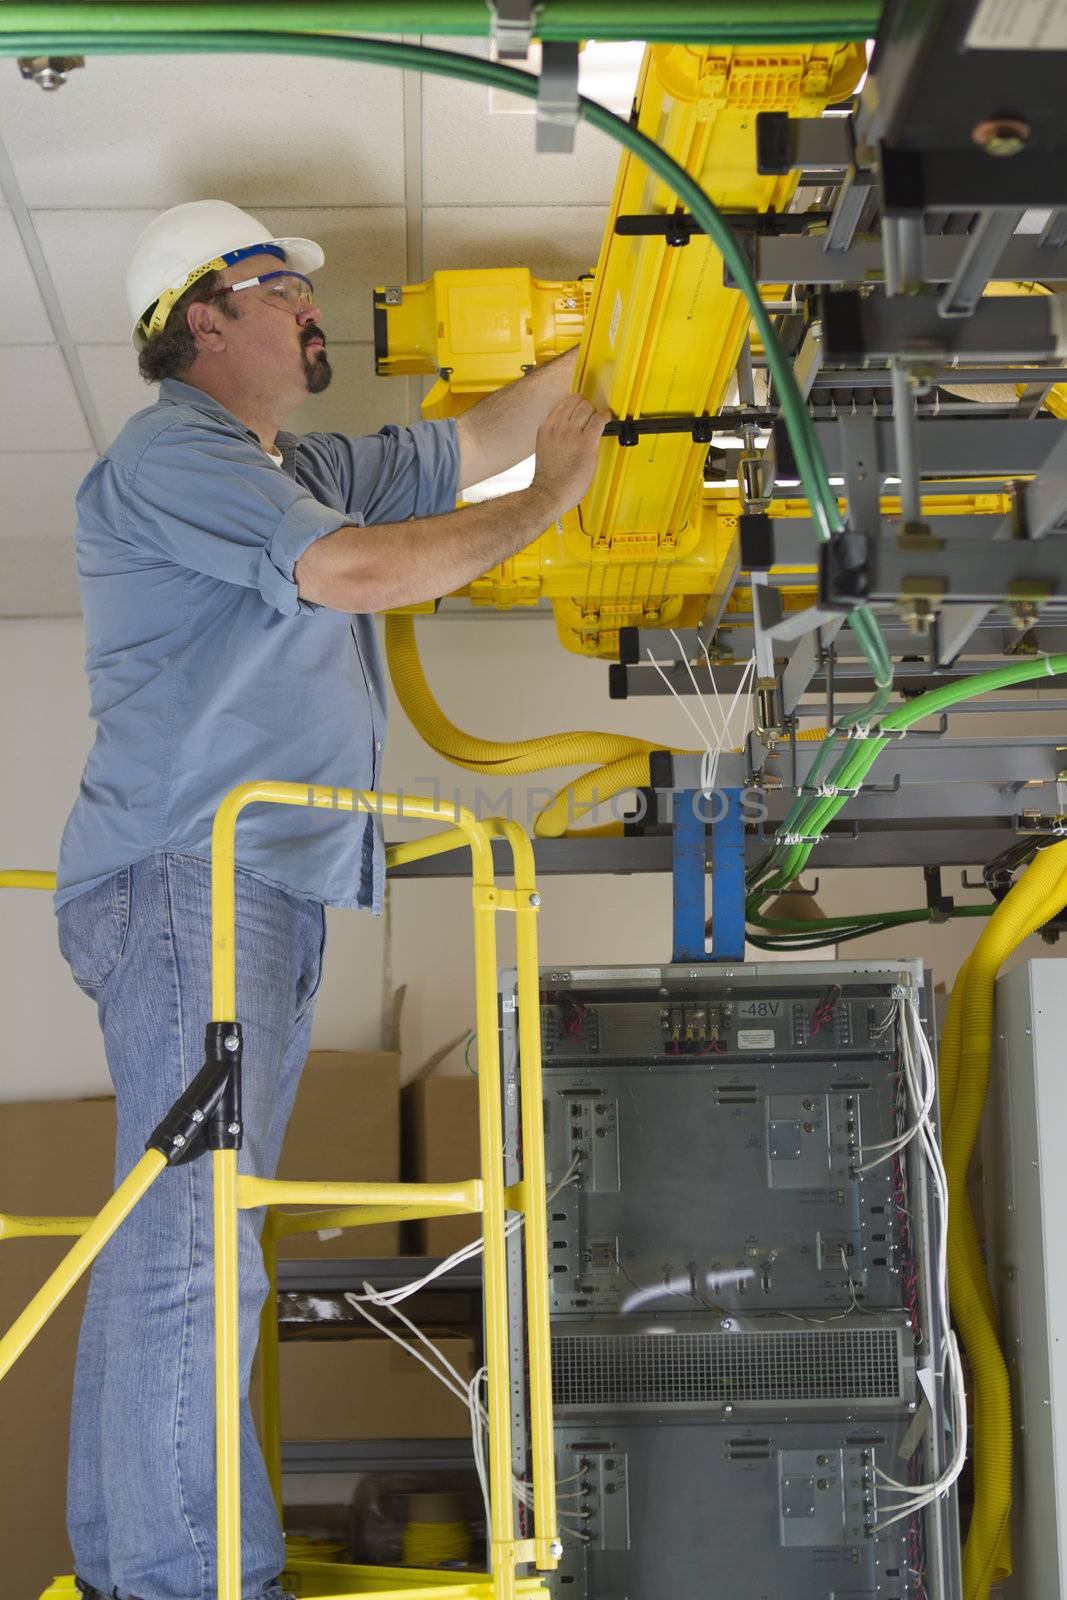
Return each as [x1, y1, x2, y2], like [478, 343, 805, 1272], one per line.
[385, 615, 665, 776]
[384, 614, 826, 837]
[939, 841, 1067, 1600]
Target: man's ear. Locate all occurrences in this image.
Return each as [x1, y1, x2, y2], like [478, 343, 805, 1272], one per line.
[186, 298, 231, 352]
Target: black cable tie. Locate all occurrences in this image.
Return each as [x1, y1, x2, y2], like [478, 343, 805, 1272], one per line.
[664, 213, 691, 247]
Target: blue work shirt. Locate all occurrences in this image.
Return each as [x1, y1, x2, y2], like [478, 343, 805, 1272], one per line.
[55, 378, 459, 913]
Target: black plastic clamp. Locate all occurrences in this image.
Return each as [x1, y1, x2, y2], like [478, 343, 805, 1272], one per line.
[819, 527, 870, 608]
[146, 1022, 244, 1166]
[739, 512, 774, 572]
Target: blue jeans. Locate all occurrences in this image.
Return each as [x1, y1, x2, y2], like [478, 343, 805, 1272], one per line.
[57, 854, 327, 1600]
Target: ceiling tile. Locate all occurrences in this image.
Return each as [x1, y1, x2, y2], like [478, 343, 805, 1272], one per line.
[80, 343, 410, 450]
[0, 212, 53, 343]
[77, 345, 155, 446]
[35, 207, 406, 346]
[0, 347, 93, 451]
[425, 205, 604, 280]
[0, 53, 407, 207]
[421, 37, 618, 206]
[0, 535, 80, 616]
[0, 451, 96, 540]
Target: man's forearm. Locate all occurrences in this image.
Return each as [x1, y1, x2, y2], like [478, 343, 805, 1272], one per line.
[294, 484, 561, 614]
[455, 345, 579, 489]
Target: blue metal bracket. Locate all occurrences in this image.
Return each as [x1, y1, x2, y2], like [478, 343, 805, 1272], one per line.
[671, 787, 746, 964]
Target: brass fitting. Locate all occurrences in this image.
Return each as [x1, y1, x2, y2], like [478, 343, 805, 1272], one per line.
[971, 117, 1031, 157]
[756, 680, 780, 740]
[897, 577, 947, 634]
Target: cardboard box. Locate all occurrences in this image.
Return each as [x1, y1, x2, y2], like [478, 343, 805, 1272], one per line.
[0, 1062, 401, 1597]
[0, 1097, 118, 1600]
[276, 1051, 401, 1261]
[278, 1333, 475, 1440]
[401, 1077, 481, 1257]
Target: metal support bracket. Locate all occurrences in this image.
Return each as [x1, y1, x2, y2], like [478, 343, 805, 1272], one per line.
[671, 787, 746, 964]
[17, 55, 84, 90]
[923, 865, 955, 925]
[938, 209, 1025, 319]
[536, 40, 579, 154]
[488, 0, 542, 58]
[823, 163, 875, 254]
[755, 112, 854, 177]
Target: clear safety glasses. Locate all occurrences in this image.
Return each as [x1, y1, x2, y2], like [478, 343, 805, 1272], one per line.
[209, 270, 316, 314]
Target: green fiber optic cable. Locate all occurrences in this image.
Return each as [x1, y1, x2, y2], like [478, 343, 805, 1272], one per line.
[0, 3, 881, 44]
[747, 655, 1067, 924]
[749, 904, 994, 942]
[755, 903, 993, 935]
[746, 905, 995, 954]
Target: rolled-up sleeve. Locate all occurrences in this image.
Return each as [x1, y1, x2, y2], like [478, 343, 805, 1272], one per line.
[112, 420, 355, 616]
[303, 417, 459, 526]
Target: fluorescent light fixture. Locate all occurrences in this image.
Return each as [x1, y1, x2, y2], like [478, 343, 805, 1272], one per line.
[489, 40, 644, 117]
[710, 431, 772, 449]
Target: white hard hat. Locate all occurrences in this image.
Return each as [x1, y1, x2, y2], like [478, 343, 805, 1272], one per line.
[126, 199, 325, 347]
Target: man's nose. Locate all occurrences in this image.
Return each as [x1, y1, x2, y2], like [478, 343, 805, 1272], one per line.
[297, 303, 322, 328]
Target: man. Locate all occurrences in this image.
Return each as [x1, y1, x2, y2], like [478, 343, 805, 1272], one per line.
[54, 199, 607, 1600]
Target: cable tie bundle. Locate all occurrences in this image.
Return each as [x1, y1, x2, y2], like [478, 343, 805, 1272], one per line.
[849, 722, 906, 741]
[803, 781, 861, 798]
[780, 831, 822, 846]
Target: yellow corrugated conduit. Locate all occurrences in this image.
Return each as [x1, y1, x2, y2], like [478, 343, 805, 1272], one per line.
[938, 839, 1067, 1600]
[384, 615, 827, 837]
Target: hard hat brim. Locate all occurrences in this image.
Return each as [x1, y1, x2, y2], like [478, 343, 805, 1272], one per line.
[267, 236, 325, 278]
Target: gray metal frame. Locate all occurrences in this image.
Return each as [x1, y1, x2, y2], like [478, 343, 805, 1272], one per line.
[742, 233, 1067, 286]
[498, 961, 962, 1600]
[986, 961, 1067, 1600]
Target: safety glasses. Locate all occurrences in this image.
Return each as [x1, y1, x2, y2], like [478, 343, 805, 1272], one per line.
[208, 270, 316, 313]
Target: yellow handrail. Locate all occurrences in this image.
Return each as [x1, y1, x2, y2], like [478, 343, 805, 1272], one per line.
[3, 786, 555, 1600]
[210, 783, 550, 1600]
[0, 1152, 167, 1384]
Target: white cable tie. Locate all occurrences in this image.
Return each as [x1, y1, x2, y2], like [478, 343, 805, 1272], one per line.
[671, 627, 725, 756]
[780, 831, 821, 846]
[849, 721, 906, 741]
[804, 780, 861, 798]
[645, 646, 718, 763]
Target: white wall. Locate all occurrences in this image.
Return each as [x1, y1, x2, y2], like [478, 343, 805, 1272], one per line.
[1, 614, 1062, 1100]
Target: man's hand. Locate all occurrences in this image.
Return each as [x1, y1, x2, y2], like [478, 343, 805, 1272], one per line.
[530, 394, 611, 517]
[295, 388, 613, 615]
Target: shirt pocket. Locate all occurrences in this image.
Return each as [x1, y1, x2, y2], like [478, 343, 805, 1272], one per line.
[57, 866, 132, 993]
